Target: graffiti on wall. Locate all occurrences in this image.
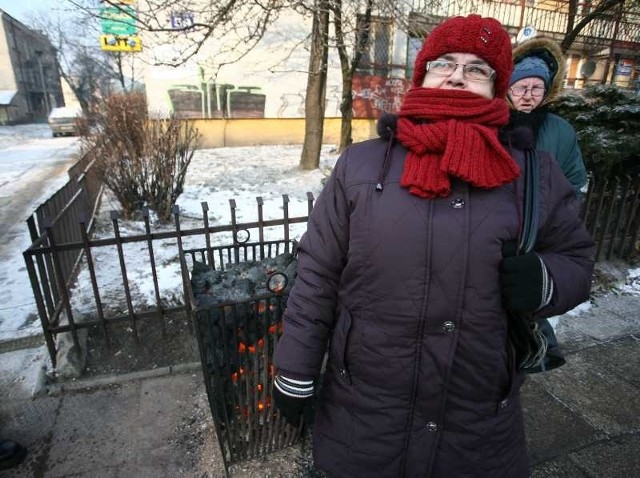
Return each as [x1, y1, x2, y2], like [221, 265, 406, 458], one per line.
[352, 75, 412, 119]
[166, 83, 267, 119]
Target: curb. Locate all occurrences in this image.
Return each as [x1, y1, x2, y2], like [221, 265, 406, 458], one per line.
[41, 361, 203, 396]
[0, 333, 45, 354]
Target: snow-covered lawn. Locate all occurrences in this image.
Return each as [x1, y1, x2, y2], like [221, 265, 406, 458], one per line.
[0, 128, 337, 341]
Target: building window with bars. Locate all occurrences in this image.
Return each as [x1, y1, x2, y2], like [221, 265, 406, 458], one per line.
[356, 15, 393, 77]
[406, 35, 423, 81]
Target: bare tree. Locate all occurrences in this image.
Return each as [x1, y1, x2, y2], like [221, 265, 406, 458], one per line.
[561, 0, 626, 52]
[330, 0, 374, 153]
[27, 5, 140, 116]
[71, 0, 290, 74]
[300, 0, 330, 170]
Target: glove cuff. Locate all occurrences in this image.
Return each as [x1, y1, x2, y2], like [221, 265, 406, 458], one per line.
[537, 255, 554, 310]
[274, 374, 314, 398]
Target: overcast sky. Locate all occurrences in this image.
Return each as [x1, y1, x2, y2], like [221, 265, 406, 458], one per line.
[0, 0, 50, 24]
[0, 0, 75, 25]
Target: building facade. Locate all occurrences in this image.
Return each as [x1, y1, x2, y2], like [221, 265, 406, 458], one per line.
[136, 1, 640, 120]
[0, 10, 64, 124]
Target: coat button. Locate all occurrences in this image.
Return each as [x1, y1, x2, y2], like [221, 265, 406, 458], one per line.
[442, 321, 455, 332]
[450, 198, 465, 209]
[426, 421, 439, 432]
[339, 368, 347, 378]
[499, 399, 509, 409]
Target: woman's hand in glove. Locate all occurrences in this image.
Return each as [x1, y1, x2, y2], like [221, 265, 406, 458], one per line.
[273, 374, 315, 427]
[500, 241, 552, 313]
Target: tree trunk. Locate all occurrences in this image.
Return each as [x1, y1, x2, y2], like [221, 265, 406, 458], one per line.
[300, 0, 330, 170]
[332, 0, 373, 154]
[338, 71, 354, 153]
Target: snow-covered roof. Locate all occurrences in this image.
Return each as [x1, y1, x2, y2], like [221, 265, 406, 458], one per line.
[0, 90, 17, 106]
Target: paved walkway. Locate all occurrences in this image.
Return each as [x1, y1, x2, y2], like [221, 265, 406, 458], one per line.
[1, 273, 639, 477]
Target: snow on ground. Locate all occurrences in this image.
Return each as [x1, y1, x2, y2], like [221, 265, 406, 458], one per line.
[68, 144, 338, 321]
[0, 123, 52, 149]
[0, 124, 81, 342]
[619, 267, 640, 295]
[0, 128, 338, 341]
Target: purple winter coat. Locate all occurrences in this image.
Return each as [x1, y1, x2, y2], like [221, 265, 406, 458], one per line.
[274, 126, 595, 477]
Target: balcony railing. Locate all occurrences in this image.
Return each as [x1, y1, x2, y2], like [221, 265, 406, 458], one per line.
[410, 0, 640, 48]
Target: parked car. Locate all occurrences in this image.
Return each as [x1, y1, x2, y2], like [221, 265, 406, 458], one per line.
[48, 106, 84, 137]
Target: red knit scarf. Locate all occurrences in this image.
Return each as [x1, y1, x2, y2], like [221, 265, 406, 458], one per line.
[396, 88, 519, 198]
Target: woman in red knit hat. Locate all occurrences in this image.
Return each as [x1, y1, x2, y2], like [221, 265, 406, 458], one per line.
[273, 14, 594, 477]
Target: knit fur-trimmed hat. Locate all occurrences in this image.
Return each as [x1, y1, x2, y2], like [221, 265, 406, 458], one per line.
[510, 56, 551, 88]
[412, 15, 514, 98]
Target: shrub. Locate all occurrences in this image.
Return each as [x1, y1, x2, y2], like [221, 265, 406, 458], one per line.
[550, 85, 640, 176]
[82, 92, 200, 222]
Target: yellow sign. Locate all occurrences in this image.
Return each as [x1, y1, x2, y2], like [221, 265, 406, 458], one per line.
[100, 35, 142, 52]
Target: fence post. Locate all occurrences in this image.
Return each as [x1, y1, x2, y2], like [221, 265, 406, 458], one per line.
[23, 250, 58, 368]
[143, 207, 166, 337]
[201, 202, 214, 268]
[619, 176, 640, 259]
[43, 217, 81, 362]
[597, 176, 620, 260]
[257, 197, 265, 259]
[79, 213, 110, 349]
[306, 191, 315, 217]
[282, 195, 290, 252]
[111, 211, 139, 345]
[230, 199, 240, 264]
[173, 204, 191, 313]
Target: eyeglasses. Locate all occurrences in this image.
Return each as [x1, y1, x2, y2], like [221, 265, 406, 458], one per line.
[509, 86, 546, 98]
[426, 60, 495, 82]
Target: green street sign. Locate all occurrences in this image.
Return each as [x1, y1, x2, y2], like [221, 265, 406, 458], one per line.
[101, 6, 137, 36]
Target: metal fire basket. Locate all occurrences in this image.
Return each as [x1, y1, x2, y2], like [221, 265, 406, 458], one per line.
[181, 238, 305, 475]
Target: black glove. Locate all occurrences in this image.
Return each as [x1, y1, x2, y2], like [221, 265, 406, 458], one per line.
[499, 241, 544, 313]
[272, 375, 314, 427]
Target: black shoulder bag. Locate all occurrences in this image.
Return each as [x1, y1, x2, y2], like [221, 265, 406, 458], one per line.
[508, 149, 567, 374]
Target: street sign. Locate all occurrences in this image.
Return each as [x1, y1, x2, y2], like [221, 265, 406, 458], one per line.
[100, 35, 142, 52]
[616, 59, 633, 76]
[101, 6, 137, 36]
[170, 12, 195, 29]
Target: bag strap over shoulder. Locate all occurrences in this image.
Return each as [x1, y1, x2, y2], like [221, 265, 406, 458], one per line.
[518, 149, 540, 255]
[511, 148, 567, 374]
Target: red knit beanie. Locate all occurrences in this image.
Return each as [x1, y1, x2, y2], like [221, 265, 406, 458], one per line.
[412, 15, 513, 98]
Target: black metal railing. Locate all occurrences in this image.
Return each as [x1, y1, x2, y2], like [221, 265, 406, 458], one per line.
[23, 194, 315, 368]
[581, 173, 640, 261]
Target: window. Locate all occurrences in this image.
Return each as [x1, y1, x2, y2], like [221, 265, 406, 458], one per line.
[406, 36, 423, 80]
[356, 15, 393, 77]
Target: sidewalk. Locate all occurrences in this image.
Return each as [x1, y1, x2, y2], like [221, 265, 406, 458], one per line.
[1, 276, 639, 476]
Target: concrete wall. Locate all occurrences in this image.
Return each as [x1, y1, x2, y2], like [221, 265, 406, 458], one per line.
[189, 117, 379, 149]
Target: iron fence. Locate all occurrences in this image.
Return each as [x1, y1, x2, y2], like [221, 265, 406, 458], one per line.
[23, 150, 103, 361]
[581, 173, 640, 261]
[23, 193, 315, 368]
[21, 158, 639, 371]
